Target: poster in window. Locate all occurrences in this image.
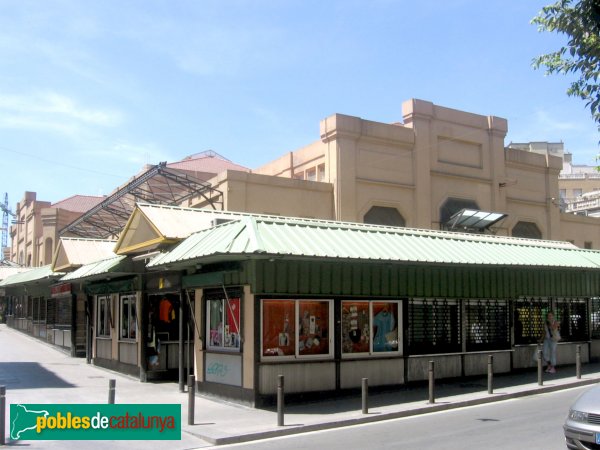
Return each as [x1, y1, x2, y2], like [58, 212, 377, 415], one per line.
[341, 301, 369, 353]
[262, 300, 295, 356]
[298, 300, 329, 356]
[208, 299, 223, 347]
[224, 297, 240, 349]
[372, 302, 398, 352]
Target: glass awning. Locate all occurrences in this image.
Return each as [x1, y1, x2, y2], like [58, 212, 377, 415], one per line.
[59, 162, 223, 239]
[445, 209, 507, 232]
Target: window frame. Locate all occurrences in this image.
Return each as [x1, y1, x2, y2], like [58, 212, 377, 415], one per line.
[261, 299, 334, 361]
[206, 296, 242, 353]
[341, 300, 402, 358]
[119, 294, 137, 341]
[96, 295, 112, 338]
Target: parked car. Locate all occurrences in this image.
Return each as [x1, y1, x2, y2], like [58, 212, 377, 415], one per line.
[564, 385, 600, 449]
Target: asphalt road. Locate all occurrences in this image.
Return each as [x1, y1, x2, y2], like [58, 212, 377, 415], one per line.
[215, 386, 587, 450]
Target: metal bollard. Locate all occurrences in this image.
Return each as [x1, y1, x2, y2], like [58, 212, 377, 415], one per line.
[576, 345, 581, 379]
[537, 349, 543, 386]
[108, 379, 116, 404]
[487, 355, 494, 395]
[0, 386, 5, 445]
[187, 375, 195, 426]
[428, 361, 435, 404]
[361, 378, 368, 414]
[277, 375, 284, 427]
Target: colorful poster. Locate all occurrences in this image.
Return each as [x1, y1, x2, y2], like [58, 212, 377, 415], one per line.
[372, 302, 398, 352]
[298, 301, 329, 356]
[262, 300, 295, 356]
[341, 301, 369, 354]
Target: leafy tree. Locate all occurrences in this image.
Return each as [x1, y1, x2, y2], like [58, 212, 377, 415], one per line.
[532, 0, 600, 128]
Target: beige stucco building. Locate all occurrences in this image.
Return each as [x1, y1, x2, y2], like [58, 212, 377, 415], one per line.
[9, 192, 104, 267]
[190, 99, 600, 249]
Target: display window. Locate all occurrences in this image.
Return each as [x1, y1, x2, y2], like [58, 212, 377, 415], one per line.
[206, 296, 241, 351]
[262, 300, 295, 356]
[261, 299, 332, 359]
[341, 300, 400, 356]
[96, 295, 112, 337]
[120, 294, 137, 340]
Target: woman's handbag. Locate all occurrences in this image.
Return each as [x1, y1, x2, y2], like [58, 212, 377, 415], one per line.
[551, 327, 561, 342]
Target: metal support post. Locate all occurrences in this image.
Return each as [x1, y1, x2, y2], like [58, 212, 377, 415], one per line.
[362, 378, 368, 414]
[537, 349, 543, 386]
[428, 361, 435, 404]
[178, 296, 184, 393]
[0, 386, 5, 445]
[576, 345, 581, 379]
[277, 375, 284, 426]
[487, 355, 494, 395]
[108, 379, 116, 404]
[187, 375, 195, 426]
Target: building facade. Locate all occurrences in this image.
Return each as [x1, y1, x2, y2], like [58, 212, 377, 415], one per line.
[189, 99, 600, 249]
[9, 193, 104, 267]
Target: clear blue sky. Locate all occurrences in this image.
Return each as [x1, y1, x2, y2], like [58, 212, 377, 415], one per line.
[0, 0, 597, 208]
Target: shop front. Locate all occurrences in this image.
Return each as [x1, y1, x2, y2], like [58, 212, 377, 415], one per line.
[146, 216, 600, 406]
[88, 277, 142, 377]
[141, 272, 194, 385]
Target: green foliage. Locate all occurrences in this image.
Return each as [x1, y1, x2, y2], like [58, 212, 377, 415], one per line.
[532, 0, 600, 127]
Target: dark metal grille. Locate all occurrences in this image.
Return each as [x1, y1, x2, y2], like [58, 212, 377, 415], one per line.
[555, 298, 588, 342]
[514, 297, 551, 345]
[408, 298, 461, 354]
[589, 413, 600, 425]
[591, 298, 600, 339]
[466, 299, 510, 351]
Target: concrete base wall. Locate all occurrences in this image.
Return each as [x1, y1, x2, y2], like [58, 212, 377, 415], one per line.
[259, 361, 336, 395]
[464, 352, 511, 376]
[590, 340, 600, 361]
[340, 358, 404, 389]
[407, 355, 462, 381]
[514, 343, 590, 369]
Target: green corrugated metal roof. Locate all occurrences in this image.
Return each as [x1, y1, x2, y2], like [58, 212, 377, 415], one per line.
[60, 255, 127, 281]
[147, 217, 600, 269]
[0, 265, 64, 287]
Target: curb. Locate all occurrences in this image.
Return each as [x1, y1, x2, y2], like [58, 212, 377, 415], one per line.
[185, 376, 600, 446]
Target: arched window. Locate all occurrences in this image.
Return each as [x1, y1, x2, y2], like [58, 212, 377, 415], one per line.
[440, 198, 479, 228]
[44, 238, 53, 265]
[512, 221, 542, 239]
[18, 251, 24, 265]
[27, 254, 32, 267]
[364, 206, 406, 227]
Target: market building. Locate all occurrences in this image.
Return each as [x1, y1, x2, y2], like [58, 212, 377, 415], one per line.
[145, 214, 600, 405]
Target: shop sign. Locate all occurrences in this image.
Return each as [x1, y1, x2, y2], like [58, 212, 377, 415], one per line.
[205, 353, 241, 387]
[51, 284, 72, 298]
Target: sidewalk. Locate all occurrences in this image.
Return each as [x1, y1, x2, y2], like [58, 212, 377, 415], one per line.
[2, 324, 599, 448]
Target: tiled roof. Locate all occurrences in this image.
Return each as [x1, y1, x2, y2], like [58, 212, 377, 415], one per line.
[147, 216, 597, 269]
[168, 153, 249, 177]
[52, 195, 105, 213]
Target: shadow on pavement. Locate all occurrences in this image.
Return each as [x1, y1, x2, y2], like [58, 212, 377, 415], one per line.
[0, 362, 75, 389]
[279, 362, 600, 416]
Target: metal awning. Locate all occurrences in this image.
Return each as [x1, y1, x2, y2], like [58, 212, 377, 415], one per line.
[59, 162, 223, 239]
[147, 216, 598, 270]
[445, 209, 507, 232]
[0, 265, 64, 287]
[60, 255, 128, 282]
